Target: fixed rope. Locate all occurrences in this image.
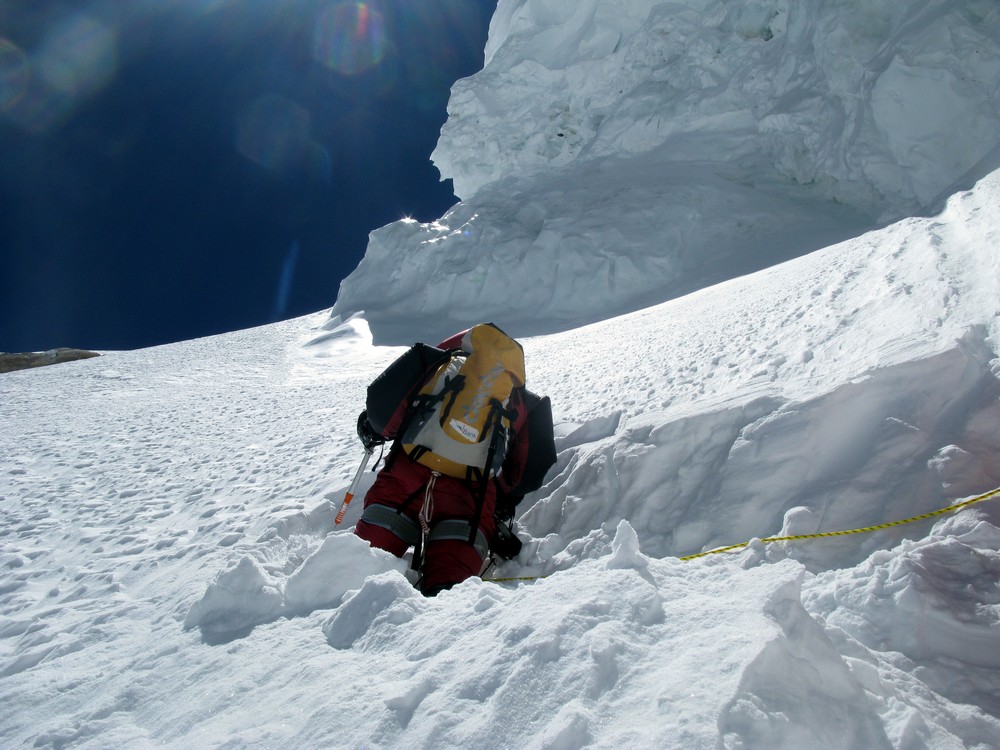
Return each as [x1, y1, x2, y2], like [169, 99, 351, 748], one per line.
[678, 485, 1000, 561]
[485, 485, 1000, 580]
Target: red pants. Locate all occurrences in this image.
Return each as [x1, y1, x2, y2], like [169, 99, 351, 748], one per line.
[355, 451, 495, 594]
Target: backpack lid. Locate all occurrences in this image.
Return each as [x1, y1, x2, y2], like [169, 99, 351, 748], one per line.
[460, 323, 525, 389]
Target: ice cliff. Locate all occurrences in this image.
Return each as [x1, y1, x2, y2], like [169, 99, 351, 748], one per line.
[330, 0, 1000, 344]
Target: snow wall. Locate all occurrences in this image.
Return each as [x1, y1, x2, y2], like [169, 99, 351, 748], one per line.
[330, 0, 1000, 345]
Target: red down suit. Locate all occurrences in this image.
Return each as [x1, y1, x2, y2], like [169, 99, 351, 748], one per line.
[354, 328, 537, 595]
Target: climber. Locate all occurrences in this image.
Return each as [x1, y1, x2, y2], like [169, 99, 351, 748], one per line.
[353, 323, 556, 596]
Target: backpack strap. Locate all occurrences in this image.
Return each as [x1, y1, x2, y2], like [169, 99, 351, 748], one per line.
[465, 399, 510, 546]
[396, 348, 465, 447]
[437, 373, 466, 423]
[408, 371, 464, 414]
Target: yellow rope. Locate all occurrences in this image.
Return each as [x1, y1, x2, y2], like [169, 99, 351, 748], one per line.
[679, 485, 1000, 561]
[485, 485, 1000, 580]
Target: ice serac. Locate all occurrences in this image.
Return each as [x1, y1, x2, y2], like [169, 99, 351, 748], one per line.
[330, 0, 1000, 345]
[437, 0, 1000, 208]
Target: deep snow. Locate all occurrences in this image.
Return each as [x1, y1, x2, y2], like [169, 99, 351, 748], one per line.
[3, 0, 1000, 748]
[2, 169, 999, 747]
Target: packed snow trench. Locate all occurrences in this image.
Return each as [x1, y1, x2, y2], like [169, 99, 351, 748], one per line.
[4, 0, 1000, 747]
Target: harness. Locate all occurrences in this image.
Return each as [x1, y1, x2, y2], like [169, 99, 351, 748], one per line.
[358, 464, 492, 580]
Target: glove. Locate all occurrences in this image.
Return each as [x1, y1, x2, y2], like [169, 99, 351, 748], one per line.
[356, 410, 385, 452]
[494, 489, 523, 524]
[491, 518, 523, 560]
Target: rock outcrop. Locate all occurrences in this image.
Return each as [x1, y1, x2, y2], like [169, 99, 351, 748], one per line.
[0, 348, 101, 374]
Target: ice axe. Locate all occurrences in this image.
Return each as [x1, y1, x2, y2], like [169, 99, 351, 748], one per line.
[334, 448, 374, 526]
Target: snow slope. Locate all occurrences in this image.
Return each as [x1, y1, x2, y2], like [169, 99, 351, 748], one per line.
[4, 0, 1000, 747]
[2, 167, 999, 747]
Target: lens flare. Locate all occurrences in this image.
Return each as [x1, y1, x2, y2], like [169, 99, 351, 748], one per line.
[38, 14, 118, 98]
[272, 240, 300, 321]
[236, 95, 311, 170]
[0, 39, 30, 113]
[313, 2, 387, 75]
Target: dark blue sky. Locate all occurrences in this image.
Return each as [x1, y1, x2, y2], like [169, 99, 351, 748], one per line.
[1, 0, 494, 352]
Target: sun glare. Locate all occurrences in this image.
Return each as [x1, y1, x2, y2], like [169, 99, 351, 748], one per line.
[312, 2, 387, 76]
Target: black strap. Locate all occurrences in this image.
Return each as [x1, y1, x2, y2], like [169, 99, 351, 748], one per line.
[467, 401, 506, 545]
[437, 373, 465, 424]
[398, 358, 466, 454]
[407, 444, 431, 463]
[397, 477, 433, 573]
[411, 534, 423, 573]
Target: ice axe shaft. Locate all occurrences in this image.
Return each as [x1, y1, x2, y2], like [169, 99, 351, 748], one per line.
[334, 449, 373, 526]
